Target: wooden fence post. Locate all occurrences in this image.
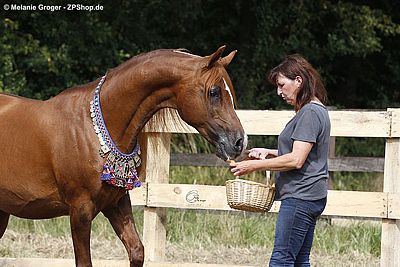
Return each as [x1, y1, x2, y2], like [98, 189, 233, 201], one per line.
[328, 136, 336, 190]
[327, 106, 337, 190]
[381, 108, 400, 267]
[141, 132, 171, 262]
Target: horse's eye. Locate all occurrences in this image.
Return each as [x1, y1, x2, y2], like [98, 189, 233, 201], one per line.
[209, 86, 221, 98]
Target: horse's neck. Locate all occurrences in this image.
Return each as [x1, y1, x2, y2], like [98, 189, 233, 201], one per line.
[100, 56, 186, 152]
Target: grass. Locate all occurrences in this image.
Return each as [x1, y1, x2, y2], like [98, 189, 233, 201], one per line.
[332, 172, 383, 192]
[169, 210, 381, 257]
[3, 207, 381, 259]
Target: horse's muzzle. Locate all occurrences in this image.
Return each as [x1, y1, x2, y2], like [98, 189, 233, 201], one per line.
[216, 133, 247, 161]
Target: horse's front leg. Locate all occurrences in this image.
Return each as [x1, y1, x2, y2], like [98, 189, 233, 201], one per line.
[0, 210, 10, 238]
[103, 193, 144, 267]
[70, 200, 96, 267]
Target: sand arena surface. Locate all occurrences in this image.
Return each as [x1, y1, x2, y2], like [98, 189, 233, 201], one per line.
[0, 230, 379, 267]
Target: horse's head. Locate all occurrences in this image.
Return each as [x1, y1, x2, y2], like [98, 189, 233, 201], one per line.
[174, 46, 247, 161]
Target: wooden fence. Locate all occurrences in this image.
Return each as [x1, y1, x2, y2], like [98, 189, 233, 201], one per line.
[1, 108, 399, 267]
[138, 108, 400, 267]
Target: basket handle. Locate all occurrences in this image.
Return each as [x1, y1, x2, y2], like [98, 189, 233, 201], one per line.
[265, 170, 275, 186]
[263, 152, 275, 186]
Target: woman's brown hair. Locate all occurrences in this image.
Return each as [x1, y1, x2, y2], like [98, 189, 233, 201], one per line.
[268, 54, 327, 111]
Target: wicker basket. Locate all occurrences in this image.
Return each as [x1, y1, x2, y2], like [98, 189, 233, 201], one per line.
[226, 177, 275, 213]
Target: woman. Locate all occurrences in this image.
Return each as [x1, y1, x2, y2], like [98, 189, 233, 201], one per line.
[230, 54, 330, 266]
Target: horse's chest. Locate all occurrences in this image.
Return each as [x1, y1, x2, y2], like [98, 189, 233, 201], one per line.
[95, 187, 128, 210]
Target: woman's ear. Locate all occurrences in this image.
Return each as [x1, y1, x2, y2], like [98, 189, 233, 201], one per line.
[295, 76, 303, 87]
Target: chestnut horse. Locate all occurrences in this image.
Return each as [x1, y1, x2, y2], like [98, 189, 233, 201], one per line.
[0, 46, 246, 266]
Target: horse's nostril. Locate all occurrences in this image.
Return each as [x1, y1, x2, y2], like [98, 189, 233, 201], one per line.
[235, 138, 243, 151]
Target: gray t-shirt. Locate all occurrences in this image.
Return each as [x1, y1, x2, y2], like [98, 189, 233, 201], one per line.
[275, 102, 331, 201]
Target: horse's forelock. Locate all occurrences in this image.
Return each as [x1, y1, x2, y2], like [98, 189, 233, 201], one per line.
[202, 66, 237, 108]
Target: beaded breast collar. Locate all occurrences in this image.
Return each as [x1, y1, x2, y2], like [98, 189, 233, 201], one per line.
[90, 75, 142, 190]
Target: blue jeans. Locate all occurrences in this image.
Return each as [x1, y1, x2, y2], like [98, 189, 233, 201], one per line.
[269, 197, 327, 267]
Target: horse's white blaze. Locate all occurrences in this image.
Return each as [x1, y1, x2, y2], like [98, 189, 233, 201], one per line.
[222, 78, 248, 154]
[223, 78, 235, 108]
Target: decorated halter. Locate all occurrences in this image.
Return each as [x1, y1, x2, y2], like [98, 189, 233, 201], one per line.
[90, 75, 142, 190]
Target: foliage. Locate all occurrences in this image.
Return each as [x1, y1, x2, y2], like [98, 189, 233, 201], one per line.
[250, 0, 400, 110]
[1, 0, 400, 109]
[335, 137, 386, 157]
[333, 172, 383, 192]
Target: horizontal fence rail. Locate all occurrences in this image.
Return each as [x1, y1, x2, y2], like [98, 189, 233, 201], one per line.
[127, 184, 399, 219]
[143, 109, 398, 137]
[170, 153, 385, 172]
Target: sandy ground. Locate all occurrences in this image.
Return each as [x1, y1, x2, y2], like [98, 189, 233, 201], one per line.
[0, 230, 379, 267]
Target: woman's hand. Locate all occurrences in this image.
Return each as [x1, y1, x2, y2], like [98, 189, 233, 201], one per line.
[229, 160, 262, 177]
[248, 148, 276, 159]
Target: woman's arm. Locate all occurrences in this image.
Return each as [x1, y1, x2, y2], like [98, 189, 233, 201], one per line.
[230, 140, 313, 176]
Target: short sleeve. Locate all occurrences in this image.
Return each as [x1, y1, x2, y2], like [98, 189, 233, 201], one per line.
[291, 109, 320, 143]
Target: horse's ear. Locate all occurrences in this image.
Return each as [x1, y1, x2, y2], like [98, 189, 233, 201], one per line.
[219, 50, 237, 67]
[205, 45, 226, 68]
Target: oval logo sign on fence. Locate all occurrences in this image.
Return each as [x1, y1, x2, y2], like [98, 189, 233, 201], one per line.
[185, 190, 206, 203]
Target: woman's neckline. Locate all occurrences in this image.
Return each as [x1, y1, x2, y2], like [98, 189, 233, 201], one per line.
[310, 99, 324, 106]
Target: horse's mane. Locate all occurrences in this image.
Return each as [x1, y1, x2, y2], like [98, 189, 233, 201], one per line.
[174, 48, 192, 53]
[143, 107, 192, 140]
[109, 48, 199, 75]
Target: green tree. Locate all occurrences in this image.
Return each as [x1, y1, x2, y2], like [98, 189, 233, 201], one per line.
[1, 0, 399, 109]
[246, 0, 400, 110]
